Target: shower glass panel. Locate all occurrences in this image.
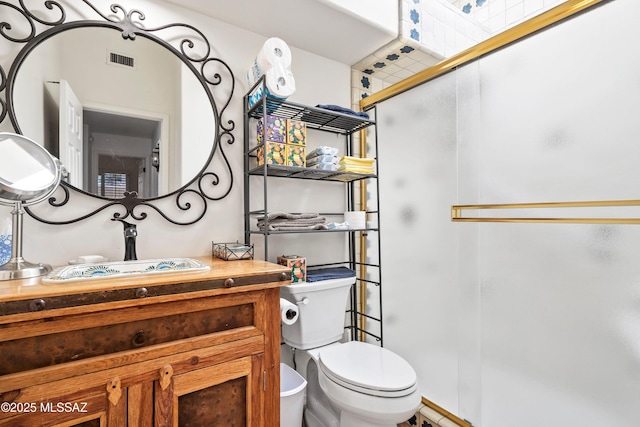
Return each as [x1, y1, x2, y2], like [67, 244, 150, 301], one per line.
[377, 71, 461, 410]
[375, 1, 640, 425]
[459, 1, 640, 424]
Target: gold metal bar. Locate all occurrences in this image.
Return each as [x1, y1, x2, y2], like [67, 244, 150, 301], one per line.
[451, 199, 640, 224]
[421, 397, 473, 427]
[358, 128, 368, 342]
[360, 0, 606, 111]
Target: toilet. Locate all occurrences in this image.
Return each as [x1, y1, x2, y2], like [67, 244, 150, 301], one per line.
[280, 277, 421, 427]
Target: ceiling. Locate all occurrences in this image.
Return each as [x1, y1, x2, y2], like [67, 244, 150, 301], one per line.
[163, 0, 398, 65]
[84, 110, 159, 140]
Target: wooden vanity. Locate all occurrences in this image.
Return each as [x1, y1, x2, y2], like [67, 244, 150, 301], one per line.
[0, 257, 290, 427]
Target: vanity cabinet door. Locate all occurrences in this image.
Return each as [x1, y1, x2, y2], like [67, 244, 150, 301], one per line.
[153, 355, 265, 427]
[0, 376, 124, 427]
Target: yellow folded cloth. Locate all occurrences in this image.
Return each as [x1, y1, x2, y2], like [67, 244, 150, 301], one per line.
[338, 156, 375, 167]
[337, 156, 375, 174]
[336, 164, 374, 174]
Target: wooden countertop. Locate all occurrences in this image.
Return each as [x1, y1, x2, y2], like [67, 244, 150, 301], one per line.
[0, 257, 290, 314]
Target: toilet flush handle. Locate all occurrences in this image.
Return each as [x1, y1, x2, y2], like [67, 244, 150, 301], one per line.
[297, 297, 309, 305]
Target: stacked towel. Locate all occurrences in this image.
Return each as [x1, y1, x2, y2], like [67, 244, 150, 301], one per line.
[257, 212, 328, 231]
[337, 156, 375, 174]
[316, 104, 370, 120]
[306, 267, 356, 282]
[306, 146, 339, 171]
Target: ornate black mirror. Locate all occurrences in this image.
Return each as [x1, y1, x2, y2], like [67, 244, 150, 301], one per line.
[0, 0, 235, 225]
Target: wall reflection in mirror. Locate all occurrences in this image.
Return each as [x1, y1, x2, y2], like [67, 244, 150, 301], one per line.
[12, 27, 215, 199]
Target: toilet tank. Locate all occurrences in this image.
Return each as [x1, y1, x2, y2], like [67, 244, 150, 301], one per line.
[280, 277, 355, 350]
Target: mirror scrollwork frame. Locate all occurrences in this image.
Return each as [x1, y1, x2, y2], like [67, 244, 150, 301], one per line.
[0, 0, 235, 225]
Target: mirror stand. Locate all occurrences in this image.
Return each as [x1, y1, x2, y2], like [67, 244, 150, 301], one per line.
[0, 201, 52, 280]
[0, 132, 62, 281]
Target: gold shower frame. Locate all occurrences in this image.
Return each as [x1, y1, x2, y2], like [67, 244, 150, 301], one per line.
[451, 199, 640, 224]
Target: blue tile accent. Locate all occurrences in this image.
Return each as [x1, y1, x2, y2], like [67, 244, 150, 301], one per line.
[361, 93, 369, 99]
[410, 9, 420, 24]
[462, 3, 472, 13]
[373, 61, 386, 69]
[476, 0, 486, 6]
[400, 45, 415, 54]
[410, 29, 420, 41]
[422, 421, 433, 427]
[408, 415, 418, 425]
[360, 76, 371, 89]
[386, 53, 400, 61]
[363, 68, 374, 75]
[412, 0, 420, 3]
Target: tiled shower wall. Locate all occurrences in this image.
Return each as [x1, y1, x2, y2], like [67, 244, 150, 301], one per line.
[449, 0, 566, 33]
[351, 0, 566, 105]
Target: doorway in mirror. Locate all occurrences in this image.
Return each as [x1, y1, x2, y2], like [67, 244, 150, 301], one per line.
[84, 109, 162, 199]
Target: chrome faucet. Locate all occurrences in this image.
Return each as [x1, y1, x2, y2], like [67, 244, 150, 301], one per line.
[113, 218, 138, 261]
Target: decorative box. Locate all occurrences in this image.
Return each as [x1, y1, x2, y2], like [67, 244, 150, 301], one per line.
[257, 142, 286, 166]
[0, 234, 11, 265]
[277, 255, 306, 283]
[286, 119, 306, 145]
[285, 144, 306, 167]
[257, 115, 286, 144]
[212, 242, 254, 261]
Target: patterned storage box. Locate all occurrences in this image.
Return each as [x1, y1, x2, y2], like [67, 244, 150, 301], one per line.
[286, 119, 306, 145]
[286, 144, 306, 167]
[257, 115, 286, 144]
[277, 255, 306, 283]
[257, 142, 286, 166]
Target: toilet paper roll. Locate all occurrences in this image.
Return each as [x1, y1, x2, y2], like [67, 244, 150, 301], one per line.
[247, 38, 296, 107]
[264, 68, 296, 99]
[247, 37, 292, 86]
[280, 298, 299, 325]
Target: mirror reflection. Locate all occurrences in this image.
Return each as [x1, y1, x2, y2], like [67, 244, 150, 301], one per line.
[12, 27, 216, 199]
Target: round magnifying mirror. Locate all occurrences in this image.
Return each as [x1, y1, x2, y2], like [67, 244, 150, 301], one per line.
[0, 132, 62, 280]
[0, 133, 61, 203]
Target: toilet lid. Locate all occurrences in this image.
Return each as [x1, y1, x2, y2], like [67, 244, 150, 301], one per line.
[318, 341, 417, 397]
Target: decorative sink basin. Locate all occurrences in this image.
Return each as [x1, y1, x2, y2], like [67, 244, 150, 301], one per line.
[42, 258, 210, 284]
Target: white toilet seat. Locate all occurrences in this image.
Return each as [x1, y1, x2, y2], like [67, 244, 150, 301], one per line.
[318, 341, 418, 398]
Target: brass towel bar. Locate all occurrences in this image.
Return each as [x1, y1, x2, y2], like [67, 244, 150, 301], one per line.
[451, 199, 640, 224]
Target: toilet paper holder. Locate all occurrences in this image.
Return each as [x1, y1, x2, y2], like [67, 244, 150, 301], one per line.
[280, 298, 300, 325]
[284, 308, 297, 321]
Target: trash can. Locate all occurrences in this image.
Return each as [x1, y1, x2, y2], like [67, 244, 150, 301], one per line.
[280, 363, 307, 427]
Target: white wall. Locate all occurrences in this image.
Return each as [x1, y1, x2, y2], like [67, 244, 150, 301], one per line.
[0, 0, 351, 266]
[319, 0, 398, 34]
[377, 0, 640, 426]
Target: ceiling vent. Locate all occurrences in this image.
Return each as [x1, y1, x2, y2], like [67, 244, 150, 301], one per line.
[107, 51, 135, 69]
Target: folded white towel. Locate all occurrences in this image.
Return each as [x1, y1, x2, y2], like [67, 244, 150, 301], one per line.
[257, 223, 329, 231]
[256, 212, 327, 231]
